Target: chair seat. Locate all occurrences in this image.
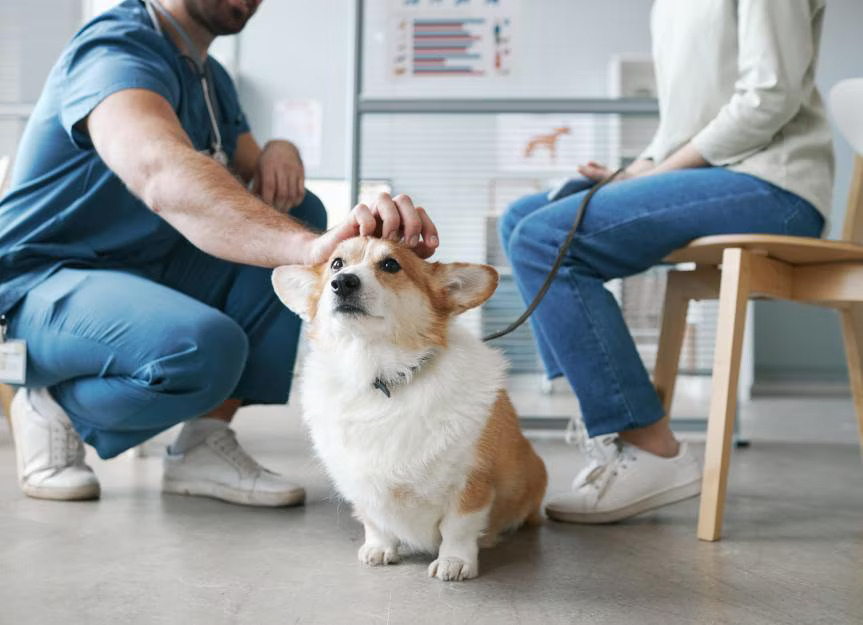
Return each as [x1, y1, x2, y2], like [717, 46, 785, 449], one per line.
[664, 234, 863, 266]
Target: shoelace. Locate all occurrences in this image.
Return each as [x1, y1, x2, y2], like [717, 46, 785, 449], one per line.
[210, 429, 270, 476]
[565, 415, 617, 465]
[565, 415, 637, 498]
[48, 421, 85, 471]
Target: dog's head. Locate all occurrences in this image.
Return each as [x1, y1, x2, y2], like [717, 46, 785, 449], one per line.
[272, 237, 498, 349]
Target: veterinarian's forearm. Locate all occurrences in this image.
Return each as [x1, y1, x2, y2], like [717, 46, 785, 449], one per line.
[143, 143, 316, 267]
[88, 89, 316, 267]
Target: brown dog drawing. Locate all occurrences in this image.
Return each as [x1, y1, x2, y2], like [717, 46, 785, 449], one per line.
[523, 126, 571, 161]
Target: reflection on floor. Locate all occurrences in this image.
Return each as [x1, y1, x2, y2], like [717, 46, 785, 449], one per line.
[0, 397, 861, 625]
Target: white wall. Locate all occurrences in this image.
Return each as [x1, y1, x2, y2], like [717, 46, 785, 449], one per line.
[235, 0, 354, 179]
[236, 0, 653, 179]
[361, 0, 652, 99]
[0, 0, 82, 161]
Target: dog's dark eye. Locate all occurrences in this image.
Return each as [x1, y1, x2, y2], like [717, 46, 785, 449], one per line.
[331, 258, 344, 272]
[380, 257, 401, 273]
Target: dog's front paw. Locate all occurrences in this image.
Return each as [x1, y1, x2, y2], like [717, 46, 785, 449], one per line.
[427, 556, 477, 581]
[358, 542, 401, 566]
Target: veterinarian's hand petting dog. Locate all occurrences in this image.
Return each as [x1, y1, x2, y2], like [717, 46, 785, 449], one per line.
[305, 193, 439, 266]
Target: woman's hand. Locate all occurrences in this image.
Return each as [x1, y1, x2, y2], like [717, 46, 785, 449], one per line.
[303, 193, 440, 265]
[577, 161, 621, 182]
[577, 159, 655, 182]
[252, 140, 305, 212]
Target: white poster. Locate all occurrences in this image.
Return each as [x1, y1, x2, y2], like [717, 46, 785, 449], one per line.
[271, 99, 323, 169]
[390, 0, 517, 81]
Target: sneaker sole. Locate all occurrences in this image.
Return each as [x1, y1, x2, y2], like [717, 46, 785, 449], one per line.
[21, 482, 101, 501]
[162, 479, 306, 508]
[545, 479, 701, 524]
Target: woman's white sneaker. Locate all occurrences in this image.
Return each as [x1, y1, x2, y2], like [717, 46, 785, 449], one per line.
[162, 428, 306, 507]
[10, 388, 101, 501]
[545, 435, 701, 524]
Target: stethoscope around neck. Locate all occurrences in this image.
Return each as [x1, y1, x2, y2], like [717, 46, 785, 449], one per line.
[144, 0, 229, 166]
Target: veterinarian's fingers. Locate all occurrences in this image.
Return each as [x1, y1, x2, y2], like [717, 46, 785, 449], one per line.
[251, 170, 262, 195]
[288, 172, 304, 210]
[351, 202, 378, 237]
[392, 194, 422, 248]
[294, 170, 306, 207]
[274, 168, 291, 211]
[260, 167, 277, 206]
[412, 241, 437, 259]
[416, 206, 439, 250]
[372, 193, 401, 241]
[306, 203, 374, 264]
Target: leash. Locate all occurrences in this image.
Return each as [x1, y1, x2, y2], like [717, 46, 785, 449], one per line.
[371, 168, 622, 398]
[482, 168, 624, 343]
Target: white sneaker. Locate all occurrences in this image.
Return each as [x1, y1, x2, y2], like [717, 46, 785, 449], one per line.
[10, 388, 100, 501]
[546, 418, 701, 523]
[162, 428, 306, 507]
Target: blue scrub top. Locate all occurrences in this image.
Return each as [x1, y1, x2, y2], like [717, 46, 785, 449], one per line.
[0, 0, 250, 315]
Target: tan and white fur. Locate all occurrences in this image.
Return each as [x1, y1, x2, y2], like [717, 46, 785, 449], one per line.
[272, 237, 547, 581]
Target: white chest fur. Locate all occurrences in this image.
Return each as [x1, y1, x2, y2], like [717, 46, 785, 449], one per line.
[299, 323, 506, 552]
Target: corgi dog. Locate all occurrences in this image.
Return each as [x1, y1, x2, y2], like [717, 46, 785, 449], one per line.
[271, 237, 547, 582]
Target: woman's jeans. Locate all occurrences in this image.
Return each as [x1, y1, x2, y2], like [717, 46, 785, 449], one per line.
[500, 168, 824, 437]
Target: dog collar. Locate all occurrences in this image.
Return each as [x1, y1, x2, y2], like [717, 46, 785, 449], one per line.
[372, 351, 435, 398]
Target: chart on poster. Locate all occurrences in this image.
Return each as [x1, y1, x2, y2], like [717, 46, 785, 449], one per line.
[362, 0, 653, 99]
[389, 0, 517, 82]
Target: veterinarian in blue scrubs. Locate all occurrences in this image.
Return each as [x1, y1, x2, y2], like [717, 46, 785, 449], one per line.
[501, 0, 833, 524]
[0, 0, 438, 504]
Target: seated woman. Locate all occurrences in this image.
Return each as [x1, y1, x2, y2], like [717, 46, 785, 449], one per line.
[500, 0, 834, 523]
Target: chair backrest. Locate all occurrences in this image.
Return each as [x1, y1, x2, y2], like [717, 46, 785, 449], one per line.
[830, 79, 863, 244]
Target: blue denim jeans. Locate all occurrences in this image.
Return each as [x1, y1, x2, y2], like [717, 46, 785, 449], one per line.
[7, 193, 327, 459]
[500, 168, 824, 437]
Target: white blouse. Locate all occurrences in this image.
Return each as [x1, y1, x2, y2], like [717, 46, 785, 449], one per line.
[642, 0, 835, 217]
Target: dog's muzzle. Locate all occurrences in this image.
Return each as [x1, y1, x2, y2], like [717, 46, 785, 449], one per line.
[331, 273, 366, 314]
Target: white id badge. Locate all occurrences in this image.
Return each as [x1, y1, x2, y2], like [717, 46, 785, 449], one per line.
[0, 339, 26, 384]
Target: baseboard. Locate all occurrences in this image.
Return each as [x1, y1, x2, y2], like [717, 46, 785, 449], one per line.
[751, 380, 851, 397]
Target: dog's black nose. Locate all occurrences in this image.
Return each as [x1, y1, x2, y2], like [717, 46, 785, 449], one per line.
[331, 272, 360, 296]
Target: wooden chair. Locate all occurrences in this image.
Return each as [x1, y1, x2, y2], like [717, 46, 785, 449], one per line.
[655, 78, 863, 541]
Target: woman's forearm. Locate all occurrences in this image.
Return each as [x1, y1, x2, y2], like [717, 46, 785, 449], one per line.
[642, 143, 708, 177]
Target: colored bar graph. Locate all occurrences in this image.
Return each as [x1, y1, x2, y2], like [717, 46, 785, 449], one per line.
[411, 17, 487, 76]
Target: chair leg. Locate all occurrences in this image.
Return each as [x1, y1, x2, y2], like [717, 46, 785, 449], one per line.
[839, 304, 863, 453]
[654, 271, 692, 417]
[697, 249, 751, 542]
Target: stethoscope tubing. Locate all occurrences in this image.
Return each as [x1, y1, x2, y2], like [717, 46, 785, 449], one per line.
[144, 0, 226, 164]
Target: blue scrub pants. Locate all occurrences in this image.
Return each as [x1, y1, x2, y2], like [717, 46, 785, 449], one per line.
[499, 169, 825, 438]
[7, 193, 326, 459]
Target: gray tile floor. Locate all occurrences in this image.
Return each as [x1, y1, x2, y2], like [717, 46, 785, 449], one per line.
[1, 401, 862, 625]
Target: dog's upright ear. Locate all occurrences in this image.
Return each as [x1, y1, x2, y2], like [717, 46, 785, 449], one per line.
[272, 265, 322, 322]
[435, 263, 499, 314]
